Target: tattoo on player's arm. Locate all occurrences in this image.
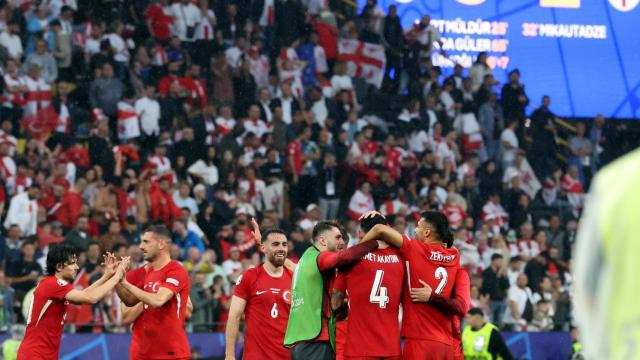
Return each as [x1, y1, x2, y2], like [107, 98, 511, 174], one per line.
[331, 289, 345, 311]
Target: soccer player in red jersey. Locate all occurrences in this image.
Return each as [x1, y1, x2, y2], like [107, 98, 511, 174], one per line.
[287, 221, 380, 360]
[121, 292, 194, 359]
[429, 269, 471, 360]
[116, 225, 191, 360]
[225, 228, 294, 360]
[332, 214, 405, 360]
[361, 211, 461, 360]
[18, 244, 128, 360]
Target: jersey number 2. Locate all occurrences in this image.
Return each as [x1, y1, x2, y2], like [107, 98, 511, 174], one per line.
[434, 267, 448, 294]
[369, 270, 389, 308]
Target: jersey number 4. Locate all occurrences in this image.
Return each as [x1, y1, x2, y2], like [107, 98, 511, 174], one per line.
[369, 270, 390, 308]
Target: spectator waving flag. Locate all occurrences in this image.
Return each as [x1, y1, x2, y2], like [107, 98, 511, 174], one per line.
[20, 106, 60, 140]
[337, 39, 386, 88]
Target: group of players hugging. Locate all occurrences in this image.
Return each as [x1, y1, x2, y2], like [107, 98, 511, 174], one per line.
[18, 210, 472, 360]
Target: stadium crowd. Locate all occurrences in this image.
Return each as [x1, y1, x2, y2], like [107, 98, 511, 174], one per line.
[0, 0, 635, 338]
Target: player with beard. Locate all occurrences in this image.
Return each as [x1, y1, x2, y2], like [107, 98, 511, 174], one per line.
[284, 221, 381, 360]
[116, 225, 191, 360]
[18, 245, 128, 359]
[225, 228, 293, 360]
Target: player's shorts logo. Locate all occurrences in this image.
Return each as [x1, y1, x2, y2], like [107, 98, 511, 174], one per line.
[608, 0, 640, 11]
[283, 290, 291, 304]
[455, 0, 487, 5]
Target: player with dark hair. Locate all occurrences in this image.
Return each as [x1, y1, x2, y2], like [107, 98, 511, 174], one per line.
[225, 227, 293, 360]
[283, 220, 381, 360]
[116, 225, 191, 360]
[18, 244, 128, 359]
[360, 211, 461, 359]
[331, 214, 405, 359]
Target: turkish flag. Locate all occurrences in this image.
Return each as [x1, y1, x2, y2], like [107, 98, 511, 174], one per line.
[20, 106, 59, 140]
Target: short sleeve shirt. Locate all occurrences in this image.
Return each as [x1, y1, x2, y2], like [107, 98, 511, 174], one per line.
[234, 265, 293, 360]
[18, 276, 74, 360]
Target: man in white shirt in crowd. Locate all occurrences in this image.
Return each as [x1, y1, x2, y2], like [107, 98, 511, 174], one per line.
[4, 185, 40, 237]
[173, 182, 199, 216]
[500, 119, 519, 169]
[172, 0, 201, 45]
[242, 105, 270, 139]
[409, 15, 444, 65]
[222, 247, 243, 284]
[270, 82, 299, 125]
[135, 83, 161, 145]
[503, 273, 533, 331]
[225, 35, 246, 69]
[0, 21, 23, 61]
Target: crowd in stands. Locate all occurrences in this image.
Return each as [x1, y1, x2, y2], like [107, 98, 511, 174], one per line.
[0, 0, 636, 334]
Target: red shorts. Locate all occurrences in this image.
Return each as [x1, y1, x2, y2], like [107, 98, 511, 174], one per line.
[345, 356, 402, 360]
[402, 339, 454, 360]
[336, 321, 348, 360]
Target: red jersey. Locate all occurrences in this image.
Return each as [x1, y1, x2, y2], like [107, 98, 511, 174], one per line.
[126, 261, 191, 360]
[233, 264, 293, 360]
[54, 190, 83, 229]
[286, 140, 302, 176]
[145, 4, 173, 41]
[399, 234, 460, 345]
[334, 247, 404, 357]
[18, 276, 74, 360]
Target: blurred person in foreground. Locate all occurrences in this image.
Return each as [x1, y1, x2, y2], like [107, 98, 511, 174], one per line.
[17, 245, 128, 359]
[2, 324, 24, 360]
[574, 148, 640, 360]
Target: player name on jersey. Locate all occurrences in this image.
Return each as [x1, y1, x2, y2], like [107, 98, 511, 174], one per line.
[361, 252, 401, 263]
[429, 251, 456, 263]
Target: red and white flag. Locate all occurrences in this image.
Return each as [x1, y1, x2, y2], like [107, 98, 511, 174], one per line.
[337, 39, 386, 88]
[117, 101, 140, 141]
[20, 106, 59, 140]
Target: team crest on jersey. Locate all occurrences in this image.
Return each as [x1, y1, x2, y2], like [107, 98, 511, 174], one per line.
[57, 279, 68, 286]
[429, 251, 456, 262]
[283, 290, 291, 304]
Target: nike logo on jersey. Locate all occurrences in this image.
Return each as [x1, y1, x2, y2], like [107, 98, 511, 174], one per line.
[256, 291, 267, 295]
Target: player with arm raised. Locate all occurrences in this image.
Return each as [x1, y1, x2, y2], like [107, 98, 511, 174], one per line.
[18, 244, 128, 360]
[115, 225, 191, 360]
[332, 213, 405, 360]
[360, 211, 460, 360]
[224, 228, 293, 360]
